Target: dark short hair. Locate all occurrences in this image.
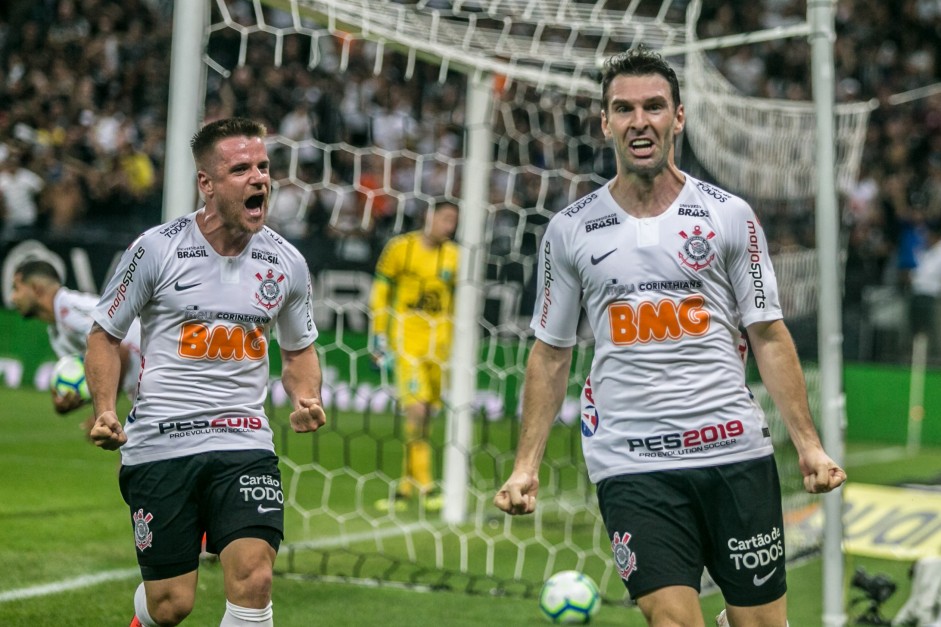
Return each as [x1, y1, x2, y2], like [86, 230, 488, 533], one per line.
[190, 117, 267, 168]
[14, 260, 62, 284]
[601, 45, 681, 111]
[430, 197, 459, 213]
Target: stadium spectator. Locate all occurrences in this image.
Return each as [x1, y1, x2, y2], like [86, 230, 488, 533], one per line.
[911, 220, 941, 360]
[0, 145, 44, 235]
[493, 47, 845, 626]
[369, 199, 459, 512]
[3, 0, 941, 363]
[10, 259, 141, 420]
[85, 117, 325, 627]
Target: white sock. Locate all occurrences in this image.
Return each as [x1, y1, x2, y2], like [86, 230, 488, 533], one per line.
[134, 582, 158, 627]
[219, 600, 273, 626]
[715, 609, 788, 627]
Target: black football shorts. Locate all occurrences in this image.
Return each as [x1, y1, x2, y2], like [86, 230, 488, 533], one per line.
[596, 455, 787, 606]
[119, 449, 284, 580]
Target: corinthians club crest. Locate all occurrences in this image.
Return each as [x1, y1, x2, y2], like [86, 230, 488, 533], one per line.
[678, 225, 716, 271]
[133, 508, 154, 551]
[612, 531, 638, 581]
[255, 269, 285, 310]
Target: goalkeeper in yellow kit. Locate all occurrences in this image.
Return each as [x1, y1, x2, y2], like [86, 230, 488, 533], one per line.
[370, 200, 460, 512]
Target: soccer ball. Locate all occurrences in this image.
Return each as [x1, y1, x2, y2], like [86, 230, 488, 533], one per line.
[538, 570, 601, 624]
[50, 354, 91, 401]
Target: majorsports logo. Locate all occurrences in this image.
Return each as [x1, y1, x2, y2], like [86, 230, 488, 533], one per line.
[107, 246, 146, 318]
[538, 239, 554, 328]
[746, 220, 767, 309]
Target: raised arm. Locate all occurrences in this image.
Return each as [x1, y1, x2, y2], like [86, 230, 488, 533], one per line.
[747, 319, 846, 494]
[280, 344, 326, 434]
[493, 339, 574, 515]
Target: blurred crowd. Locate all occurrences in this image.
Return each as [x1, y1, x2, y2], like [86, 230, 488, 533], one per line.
[0, 0, 170, 239]
[1, 0, 940, 358]
[700, 1, 941, 293]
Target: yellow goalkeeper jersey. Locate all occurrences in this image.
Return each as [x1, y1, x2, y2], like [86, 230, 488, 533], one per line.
[369, 231, 458, 360]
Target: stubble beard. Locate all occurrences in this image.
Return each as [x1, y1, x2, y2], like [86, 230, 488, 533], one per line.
[220, 196, 266, 237]
[618, 126, 676, 181]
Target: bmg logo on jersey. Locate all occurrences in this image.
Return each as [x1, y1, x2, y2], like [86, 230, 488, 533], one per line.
[239, 474, 284, 505]
[727, 526, 784, 574]
[178, 322, 267, 360]
[607, 295, 710, 345]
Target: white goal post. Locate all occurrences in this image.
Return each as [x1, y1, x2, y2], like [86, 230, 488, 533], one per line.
[164, 1, 871, 621]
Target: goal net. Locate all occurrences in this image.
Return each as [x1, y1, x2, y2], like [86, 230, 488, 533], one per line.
[190, 0, 871, 603]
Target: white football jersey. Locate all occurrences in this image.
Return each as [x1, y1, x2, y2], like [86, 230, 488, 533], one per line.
[532, 175, 781, 482]
[93, 212, 318, 466]
[52, 287, 141, 399]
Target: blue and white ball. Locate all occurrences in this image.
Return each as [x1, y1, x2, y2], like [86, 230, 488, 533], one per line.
[51, 354, 91, 401]
[538, 570, 601, 624]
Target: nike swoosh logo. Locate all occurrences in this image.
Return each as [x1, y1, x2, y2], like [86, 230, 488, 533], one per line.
[257, 505, 281, 514]
[753, 568, 777, 587]
[174, 280, 201, 291]
[590, 249, 617, 265]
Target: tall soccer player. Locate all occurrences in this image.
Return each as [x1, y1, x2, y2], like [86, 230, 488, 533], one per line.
[86, 117, 326, 627]
[493, 47, 846, 626]
[369, 199, 459, 512]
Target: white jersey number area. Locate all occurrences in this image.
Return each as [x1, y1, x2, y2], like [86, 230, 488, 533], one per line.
[533, 176, 780, 482]
[93, 213, 317, 466]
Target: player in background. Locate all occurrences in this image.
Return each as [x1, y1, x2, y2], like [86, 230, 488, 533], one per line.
[86, 117, 326, 627]
[493, 47, 845, 627]
[11, 259, 141, 419]
[369, 199, 459, 512]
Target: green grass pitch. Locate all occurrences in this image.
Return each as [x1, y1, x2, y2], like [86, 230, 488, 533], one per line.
[1, 386, 936, 625]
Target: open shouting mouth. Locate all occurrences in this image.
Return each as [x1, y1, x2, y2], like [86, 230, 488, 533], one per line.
[245, 192, 266, 216]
